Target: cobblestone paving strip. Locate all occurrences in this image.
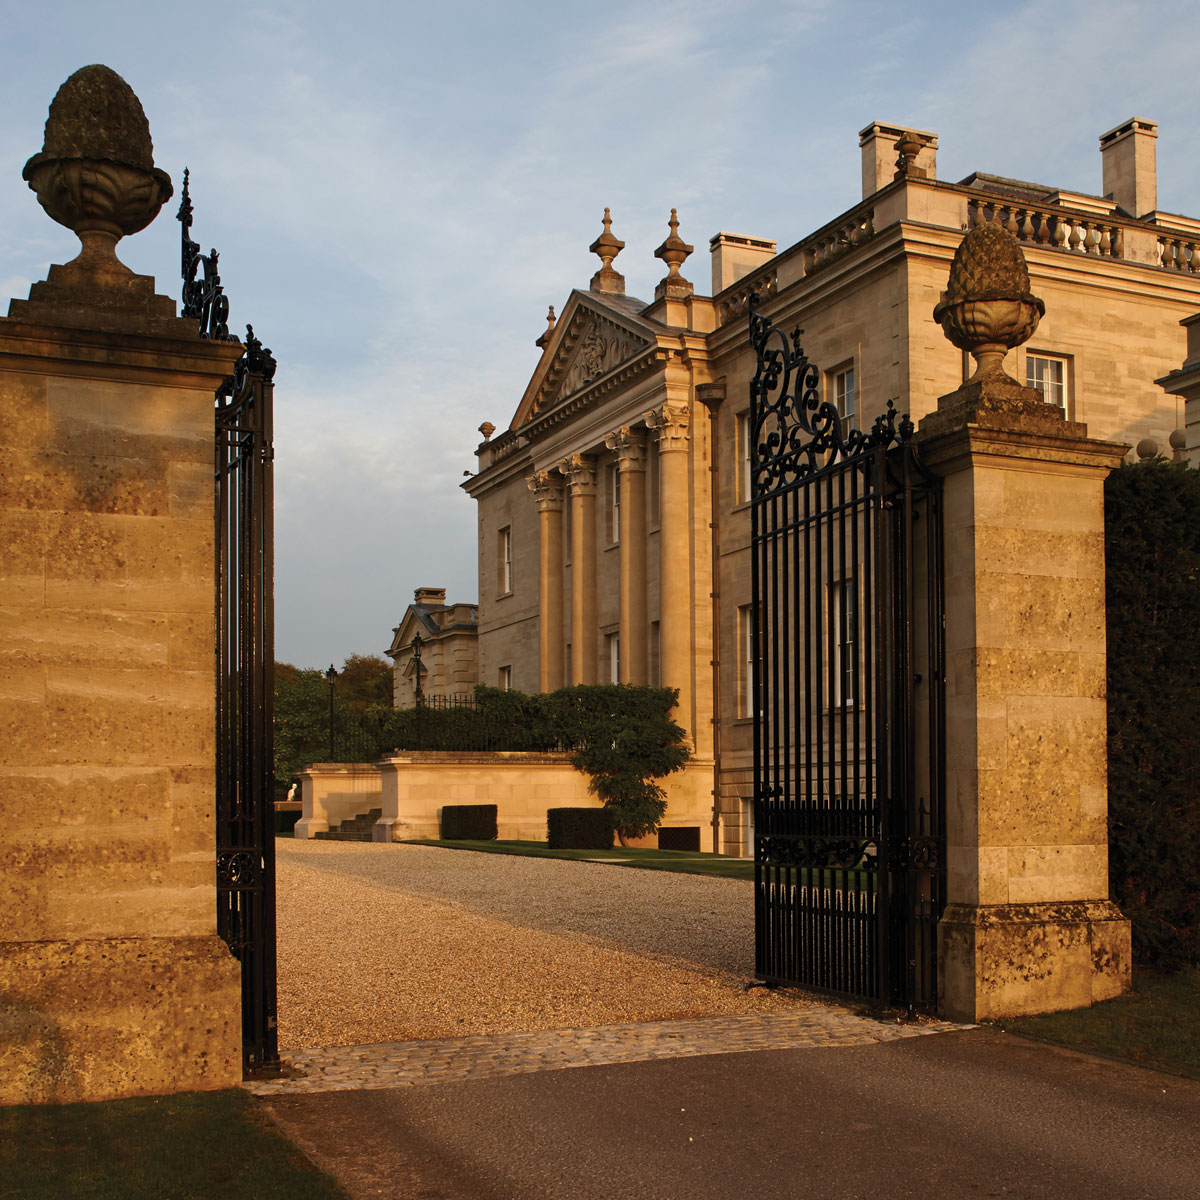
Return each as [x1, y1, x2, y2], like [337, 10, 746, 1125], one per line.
[245, 1010, 969, 1096]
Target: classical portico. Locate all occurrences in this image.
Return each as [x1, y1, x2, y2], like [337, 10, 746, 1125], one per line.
[465, 207, 719, 838]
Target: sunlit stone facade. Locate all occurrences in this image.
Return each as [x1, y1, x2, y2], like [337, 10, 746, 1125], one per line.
[465, 118, 1200, 857]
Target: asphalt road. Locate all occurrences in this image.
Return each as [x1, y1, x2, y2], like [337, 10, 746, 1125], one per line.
[261, 1028, 1200, 1199]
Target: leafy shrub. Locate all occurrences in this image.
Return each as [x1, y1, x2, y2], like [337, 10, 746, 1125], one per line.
[550, 685, 689, 841]
[1105, 459, 1200, 968]
[547, 807, 614, 850]
[440, 804, 498, 840]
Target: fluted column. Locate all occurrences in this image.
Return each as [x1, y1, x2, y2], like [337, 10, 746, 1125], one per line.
[561, 454, 598, 684]
[527, 470, 566, 692]
[645, 401, 691, 737]
[604, 426, 648, 683]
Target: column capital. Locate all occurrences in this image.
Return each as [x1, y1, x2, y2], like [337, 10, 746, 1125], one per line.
[526, 469, 565, 511]
[558, 453, 598, 495]
[644, 401, 690, 451]
[604, 425, 648, 470]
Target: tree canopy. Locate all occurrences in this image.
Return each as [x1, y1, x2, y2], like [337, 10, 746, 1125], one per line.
[273, 654, 394, 785]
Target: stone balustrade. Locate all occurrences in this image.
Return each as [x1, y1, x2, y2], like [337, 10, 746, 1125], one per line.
[716, 264, 777, 326]
[967, 198, 1124, 259]
[716, 203, 877, 325]
[1158, 234, 1200, 273]
[801, 208, 876, 275]
[716, 191, 1200, 330]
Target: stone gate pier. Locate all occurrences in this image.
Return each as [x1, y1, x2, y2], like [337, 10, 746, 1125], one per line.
[920, 223, 1132, 1021]
[0, 67, 243, 1103]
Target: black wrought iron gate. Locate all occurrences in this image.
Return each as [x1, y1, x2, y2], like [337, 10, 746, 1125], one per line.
[748, 298, 945, 1009]
[180, 173, 279, 1072]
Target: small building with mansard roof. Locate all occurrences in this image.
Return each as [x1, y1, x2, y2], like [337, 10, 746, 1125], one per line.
[385, 586, 478, 708]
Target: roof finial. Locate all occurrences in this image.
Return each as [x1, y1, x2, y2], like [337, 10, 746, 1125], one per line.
[536, 304, 556, 350]
[894, 131, 926, 180]
[589, 208, 625, 295]
[654, 208, 694, 301]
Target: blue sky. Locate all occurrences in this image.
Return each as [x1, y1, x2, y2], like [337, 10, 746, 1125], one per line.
[3, 0, 1198, 668]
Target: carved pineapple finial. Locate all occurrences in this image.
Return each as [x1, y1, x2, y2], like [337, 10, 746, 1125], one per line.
[654, 208, 694, 301]
[933, 221, 1045, 383]
[23, 64, 173, 278]
[589, 208, 626, 295]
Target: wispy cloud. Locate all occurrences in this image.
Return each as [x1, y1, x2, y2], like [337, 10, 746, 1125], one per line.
[3, 0, 1199, 666]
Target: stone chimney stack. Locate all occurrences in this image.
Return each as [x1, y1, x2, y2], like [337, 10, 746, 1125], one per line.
[414, 587, 447, 605]
[1100, 118, 1157, 218]
[709, 232, 776, 294]
[859, 122, 937, 199]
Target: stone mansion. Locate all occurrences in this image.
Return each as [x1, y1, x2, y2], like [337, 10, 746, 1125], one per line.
[463, 117, 1200, 857]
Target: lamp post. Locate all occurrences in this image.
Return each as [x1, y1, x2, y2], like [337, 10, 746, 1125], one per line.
[410, 634, 424, 706]
[325, 664, 337, 760]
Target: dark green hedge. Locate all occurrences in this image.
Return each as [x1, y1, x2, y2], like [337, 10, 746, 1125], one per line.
[440, 804, 498, 840]
[273, 808, 301, 836]
[1105, 459, 1200, 968]
[547, 808, 614, 850]
[658, 826, 701, 852]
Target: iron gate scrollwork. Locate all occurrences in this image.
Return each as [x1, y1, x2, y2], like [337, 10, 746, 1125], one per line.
[181, 172, 280, 1072]
[749, 296, 945, 1009]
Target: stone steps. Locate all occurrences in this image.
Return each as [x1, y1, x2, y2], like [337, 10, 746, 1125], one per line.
[314, 808, 382, 842]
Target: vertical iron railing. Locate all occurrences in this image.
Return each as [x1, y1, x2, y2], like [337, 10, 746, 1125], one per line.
[748, 295, 945, 1009]
[214, 333, 278, 1070]
[182, 173, 280, 1072]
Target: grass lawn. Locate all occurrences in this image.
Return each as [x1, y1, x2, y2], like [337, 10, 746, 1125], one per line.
[403, 837, 756, 880]
[994, 965, 1200, 1079]
[1, 1088, 347, 1200]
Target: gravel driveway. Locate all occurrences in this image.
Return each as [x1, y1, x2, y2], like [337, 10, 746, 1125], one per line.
[276, 840, 814, 1050]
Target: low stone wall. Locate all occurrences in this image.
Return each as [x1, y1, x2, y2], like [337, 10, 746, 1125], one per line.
[295, 754, 714, 844]
[294, 763, 385, 838]
[376, 752, 590, 842]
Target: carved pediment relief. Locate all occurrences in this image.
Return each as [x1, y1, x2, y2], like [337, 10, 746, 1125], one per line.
[532, 309, 651, 417]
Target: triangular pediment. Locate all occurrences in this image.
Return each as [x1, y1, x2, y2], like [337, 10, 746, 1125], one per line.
[386, 609, 431, 657]
[510, 291, 661, 430]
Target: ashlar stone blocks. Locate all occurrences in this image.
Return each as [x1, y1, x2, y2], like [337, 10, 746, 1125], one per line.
[919, 387, 1132, 1022]
[0, 300, 244, 1104]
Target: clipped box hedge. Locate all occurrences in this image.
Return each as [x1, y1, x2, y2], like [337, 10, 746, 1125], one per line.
[658, 826, 700, 852]
[547, 807, 613, 850]
[440, 804, 498, 840]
